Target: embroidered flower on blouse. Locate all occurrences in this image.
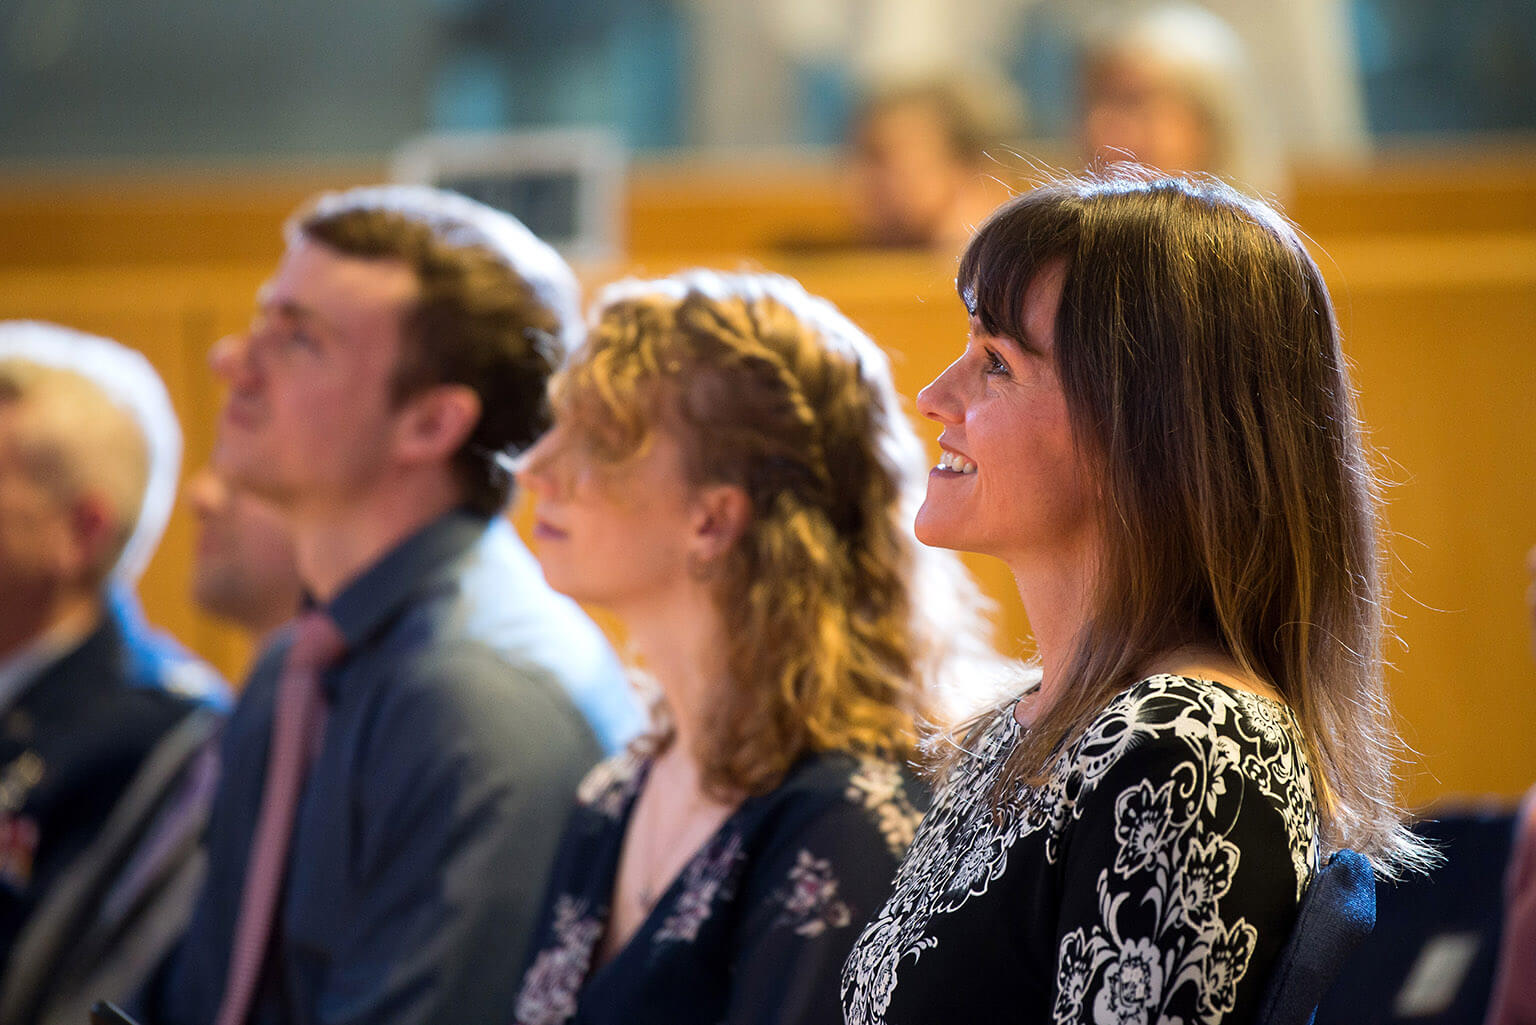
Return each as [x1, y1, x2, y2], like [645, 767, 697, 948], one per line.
[1232, 693, 1294, 774]
[846, 758, 924, 857]
[575, 751, 645, 820]
[655, 831, 745, 943]
[775, 849, 854, 937]
[1054, 928, 1106, 1022]
[1093, 936, 1165, 1025]
[842, 677, 1319, 1025]
[1199, 919, 1257, 1018]
[514, 896, 604, 1025]
[1112, 778, 1177, 877]
[1176, 835, 1239, 928]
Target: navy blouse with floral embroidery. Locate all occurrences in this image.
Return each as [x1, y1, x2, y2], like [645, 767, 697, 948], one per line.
[841, 675, 1320, 1025]
[512, 749, 928, 1025]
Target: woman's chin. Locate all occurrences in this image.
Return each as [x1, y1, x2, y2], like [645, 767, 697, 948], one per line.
[913, 507, 964, 552]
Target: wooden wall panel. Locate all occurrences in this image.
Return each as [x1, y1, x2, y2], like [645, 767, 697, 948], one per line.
[0, 157, 1530, 811]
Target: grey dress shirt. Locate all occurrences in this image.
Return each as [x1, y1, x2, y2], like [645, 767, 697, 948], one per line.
[150, 510, 624, 1025]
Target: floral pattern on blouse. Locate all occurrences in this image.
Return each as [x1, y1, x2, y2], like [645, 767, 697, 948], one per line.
[841, 675, 1319, 1025]
[846, 757, 925, 857]
[513, 749, 929, 1025]
[655, 830, 746, 943]
[574, 748, 646, 821]
[514, 896, 605, 1025]
[774, 850, 855, 937]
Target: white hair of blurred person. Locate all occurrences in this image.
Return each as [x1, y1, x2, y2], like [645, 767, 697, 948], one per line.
[0, 322, 181, 586]
[186, 466, 301, 642]
[0, 360, 151, 663]
[1079, 3, 1286, 197]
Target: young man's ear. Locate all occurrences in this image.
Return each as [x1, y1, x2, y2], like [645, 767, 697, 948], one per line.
[688, 484, 752, 567]
[395, 384, 482, 465]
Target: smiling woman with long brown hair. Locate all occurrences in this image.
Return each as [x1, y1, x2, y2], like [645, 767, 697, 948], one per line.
[841, 171, 1431, 1025]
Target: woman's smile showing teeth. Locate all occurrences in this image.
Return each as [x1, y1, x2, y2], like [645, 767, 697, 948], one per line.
[936, 450, 977, 474]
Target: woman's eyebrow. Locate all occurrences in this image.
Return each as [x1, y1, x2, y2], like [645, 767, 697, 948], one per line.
[970, 314, 1040, 358]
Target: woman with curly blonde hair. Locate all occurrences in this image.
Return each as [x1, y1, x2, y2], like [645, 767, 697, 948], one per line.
[509, 270, 1002, 1025]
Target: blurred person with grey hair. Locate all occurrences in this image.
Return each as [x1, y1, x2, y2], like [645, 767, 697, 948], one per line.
[144, 185, 637, 1025]
[1078, 3, 1286, 196]
[0, 323, 228, 709]
[0, 330, 208, 975]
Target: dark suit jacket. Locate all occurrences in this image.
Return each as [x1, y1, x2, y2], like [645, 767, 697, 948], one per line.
[151, 510, 624, 1025]
[0, 616, 198, 966]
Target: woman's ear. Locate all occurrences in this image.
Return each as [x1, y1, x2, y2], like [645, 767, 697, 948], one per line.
[688, 483, 752, 566]
[394, 384, 482, 466]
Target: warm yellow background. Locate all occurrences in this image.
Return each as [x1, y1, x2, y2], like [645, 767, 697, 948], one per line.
[0, 151, 1531, 810]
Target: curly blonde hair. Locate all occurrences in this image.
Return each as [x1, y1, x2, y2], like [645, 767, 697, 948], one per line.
[554, 271, 1003, 799]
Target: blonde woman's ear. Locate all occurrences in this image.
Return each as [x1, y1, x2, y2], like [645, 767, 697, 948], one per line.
[688, 484, 752, 567]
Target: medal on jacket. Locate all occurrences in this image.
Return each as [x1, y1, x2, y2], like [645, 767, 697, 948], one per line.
[0, 751, 43, 891]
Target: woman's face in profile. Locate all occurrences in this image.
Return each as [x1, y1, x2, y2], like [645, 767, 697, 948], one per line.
[517, 414, 702, 615]
[914, 261, 1101, 572]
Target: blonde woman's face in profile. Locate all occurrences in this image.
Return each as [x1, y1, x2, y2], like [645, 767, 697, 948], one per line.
[914, 262, 1101, 573]
[517, 417, 702, 616]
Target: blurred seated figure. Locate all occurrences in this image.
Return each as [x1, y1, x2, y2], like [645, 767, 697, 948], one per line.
[186, 467, 302, 648]
[1078, 3, 1285, 196]
[0, 326, 214, 998]
[1487, 790, 1536, 1025]
[845, 74, 1023, 252]
[147, 185, 637, 1025]
[0, 323, 228, 712]
[1484, 546, 1536, 1025]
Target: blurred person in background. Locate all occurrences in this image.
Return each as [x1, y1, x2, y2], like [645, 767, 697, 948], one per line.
[186, 466, 302, 649]
[510, 271, 1006, 1025]
[845, 74, 1024, 252]
[145, 185, 639, 1025]
[0, 330, 209, 975]
[1483, 546, 1536, 1025]
[0, 324, 228, 711]
[1077, 3, 1286, 196]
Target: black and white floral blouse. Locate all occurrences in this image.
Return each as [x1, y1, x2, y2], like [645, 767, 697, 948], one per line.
[841, 675, 1319, 1025]
[512, 748, 928, 1025]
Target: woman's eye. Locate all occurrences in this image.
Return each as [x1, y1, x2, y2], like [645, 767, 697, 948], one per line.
[983, 347, 1010, 377]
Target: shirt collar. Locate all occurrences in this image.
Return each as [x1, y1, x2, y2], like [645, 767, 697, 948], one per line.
[0, 611, 101, 718]
[321, 508, 492, 655]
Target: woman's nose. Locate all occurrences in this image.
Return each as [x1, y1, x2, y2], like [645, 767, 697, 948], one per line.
[916, 358, 965, 425]
[516, 432, 558, 498]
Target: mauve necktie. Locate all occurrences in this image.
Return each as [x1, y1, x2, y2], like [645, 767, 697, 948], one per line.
[215, 609, 346, 1025]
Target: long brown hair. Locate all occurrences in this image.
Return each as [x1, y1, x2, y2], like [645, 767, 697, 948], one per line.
[554, 271, 1002, 799]
[952, 171, 1429, 877]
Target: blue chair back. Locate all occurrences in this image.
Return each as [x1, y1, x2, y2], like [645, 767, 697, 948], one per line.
[1257, 848, 1377, 1025]
[1314, 810, 1515, 1025]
